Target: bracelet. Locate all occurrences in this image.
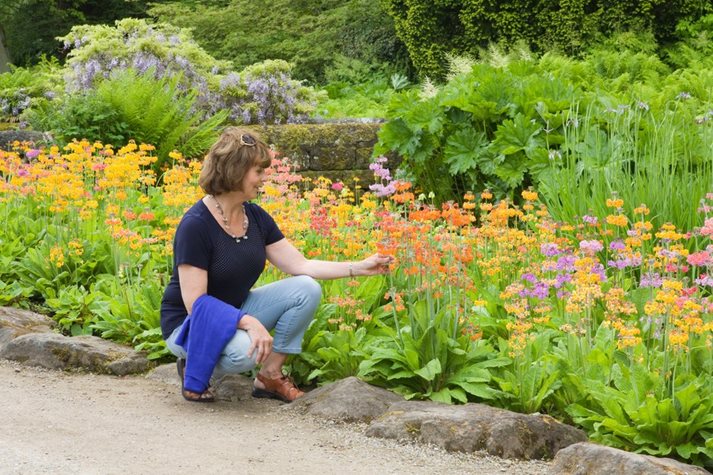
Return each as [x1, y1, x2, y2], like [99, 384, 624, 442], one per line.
[349, 263, 354, 278]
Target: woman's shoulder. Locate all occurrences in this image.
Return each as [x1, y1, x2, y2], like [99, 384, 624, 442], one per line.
[245, 201, 273, 220]
[178, 200, 212, 228]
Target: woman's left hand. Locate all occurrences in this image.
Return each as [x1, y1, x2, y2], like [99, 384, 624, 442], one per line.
[353, 253, 394, 276]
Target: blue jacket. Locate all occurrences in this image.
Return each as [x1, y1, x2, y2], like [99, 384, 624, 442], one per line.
[175, 294, 244, 393]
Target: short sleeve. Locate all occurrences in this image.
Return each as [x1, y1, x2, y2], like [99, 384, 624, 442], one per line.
[173, 214, 212, 270]
[252, 205, 285, 245]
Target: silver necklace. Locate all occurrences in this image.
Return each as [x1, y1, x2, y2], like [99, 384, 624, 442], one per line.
[210, 195, 249, 243]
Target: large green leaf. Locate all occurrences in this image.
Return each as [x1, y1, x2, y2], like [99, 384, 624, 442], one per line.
[443, 128, 490, 175]
[414, 358, 442, 382]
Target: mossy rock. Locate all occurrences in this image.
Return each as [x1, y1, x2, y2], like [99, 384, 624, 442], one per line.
[0, 129, 52, 148]
[247, 123, 382, 170]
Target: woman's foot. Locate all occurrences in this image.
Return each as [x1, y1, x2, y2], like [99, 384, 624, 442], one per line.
[182, 387, 215, 403]
[177, 358, 216, 403]
[252, 371, 304, 402]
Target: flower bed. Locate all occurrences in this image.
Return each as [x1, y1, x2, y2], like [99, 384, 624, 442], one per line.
[1, 140, 712, 465]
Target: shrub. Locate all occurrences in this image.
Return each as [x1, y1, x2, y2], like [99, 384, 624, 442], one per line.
[27, 70, 227, 166]
[382, 0, 713, 80]
[0, 58, 61, 121]
[215, 60, 320, 125]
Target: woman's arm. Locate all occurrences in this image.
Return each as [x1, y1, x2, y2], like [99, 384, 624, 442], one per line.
[266, 238, 392, 279]
[177, 264, 208, 315]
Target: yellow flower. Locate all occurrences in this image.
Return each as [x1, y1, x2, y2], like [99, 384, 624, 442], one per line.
[521, 190, 538, 201]
[606, 214, 628, 227]
[49, 246, 65, 267]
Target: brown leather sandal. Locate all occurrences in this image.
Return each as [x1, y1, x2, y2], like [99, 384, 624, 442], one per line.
[252, 372, 304, 403]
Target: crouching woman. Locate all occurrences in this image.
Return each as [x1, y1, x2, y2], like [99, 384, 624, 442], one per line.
[160, 127, 391, 403]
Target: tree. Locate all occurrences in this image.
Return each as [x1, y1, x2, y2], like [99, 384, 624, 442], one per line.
[147, 0, 412, 83]
[0, 0, 152, 66]
[382, 0, 713, 80]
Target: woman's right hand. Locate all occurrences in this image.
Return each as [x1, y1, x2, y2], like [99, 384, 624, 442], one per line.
[238, 315, 273, 364]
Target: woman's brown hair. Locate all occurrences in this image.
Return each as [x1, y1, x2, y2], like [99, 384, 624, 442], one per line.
[198, 127, 272, 195]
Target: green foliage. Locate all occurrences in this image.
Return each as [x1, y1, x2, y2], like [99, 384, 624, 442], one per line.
[90, 275, 167, 360]
[493, 332, 561, 413]
[25, 92, 131, 146]
[58, 18, 230, 91]
[382, 0, 713, 80]
[45, 285, 107, 336]
[567, 368, 713, 465]
[28, 70, 227, 165]
[148, 0, 412, 84]
[359, 297, 508, 403]
[318, 77, 403, 119]
[289, 276, 387, 385]
[376, 47, 713, 229]
[0, 58, 61, 121]
[538, 94, 713, 231]
[0, 0, 150, 66]
[376, 60, 578, 202]
[94, 70, 226, 163]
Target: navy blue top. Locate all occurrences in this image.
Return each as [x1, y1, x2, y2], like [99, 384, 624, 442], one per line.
[160, 199, 285, 339]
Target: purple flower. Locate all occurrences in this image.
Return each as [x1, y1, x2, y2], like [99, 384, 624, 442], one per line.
[369, 182, 396, 197]
[591, 263, 607, 282]
[639, 272, 663, 288]
[556, 255, 576, 271]
[540, 243, 561, 257]
[609, 240, 626, 251]
[554, 273, 572, 288]
[521, 273, 537, 283]
[582, 215, 598, 225]
[25, 149, 40, 159]
[531, 282, 550, 299]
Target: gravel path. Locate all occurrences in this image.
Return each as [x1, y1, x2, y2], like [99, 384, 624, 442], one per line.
[1, 359, 553, 474]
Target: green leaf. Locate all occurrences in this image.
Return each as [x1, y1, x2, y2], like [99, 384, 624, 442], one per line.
[414, 358, 442, 382]
[430, 388, 452, 404]
[443, 128, 490, 175]
[453, 381, 498, 400]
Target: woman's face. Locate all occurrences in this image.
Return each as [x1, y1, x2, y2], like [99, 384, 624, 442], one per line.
[240, 164, 266, 200]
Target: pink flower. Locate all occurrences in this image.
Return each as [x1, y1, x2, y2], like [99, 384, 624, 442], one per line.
[701, 218, 713, 236]
[331, 182, 344, 191]
[579, 239, 603, 255]
[687, 251, 711, 267]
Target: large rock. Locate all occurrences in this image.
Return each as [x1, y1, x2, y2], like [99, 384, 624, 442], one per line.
[0, 307, 55, 350]
[551, 442, 711, 475]
[212, 373, 257, 401]
[366, 400, 587, 460]
[145, 362, 181, 386]
[0, 332, 151, 375]
[284, 376, 403, 422]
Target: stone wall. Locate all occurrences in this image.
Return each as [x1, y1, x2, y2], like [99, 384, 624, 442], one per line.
[247, 121, 398, 186]
[0, 121, 399, 186]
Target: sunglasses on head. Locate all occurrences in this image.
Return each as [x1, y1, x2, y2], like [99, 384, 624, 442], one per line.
[240, 134, 256, 147]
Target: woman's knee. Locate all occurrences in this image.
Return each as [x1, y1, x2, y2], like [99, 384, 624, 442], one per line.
[293, 275, 322, 306]
[217, 331, 257, 373]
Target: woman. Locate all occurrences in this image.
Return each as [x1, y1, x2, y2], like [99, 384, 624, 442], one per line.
[160, 127, 392, 403]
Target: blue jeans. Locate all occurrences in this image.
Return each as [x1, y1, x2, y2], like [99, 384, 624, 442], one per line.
[165, 275, 321, 377]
